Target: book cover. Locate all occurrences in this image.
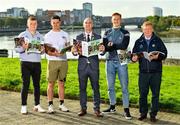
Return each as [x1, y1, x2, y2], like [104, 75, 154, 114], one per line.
[117, 49, 132, 65]
[44, 43, 56, 54]
[72, 39, 82, 56]
[26, 40, 42, 54]
[14, 37, 25, 48]
[73, 39, 101, 57]
[134, 51, 165, 61]
[60, 42, 73, 54]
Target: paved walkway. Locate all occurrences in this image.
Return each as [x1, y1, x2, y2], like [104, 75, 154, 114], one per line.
[0, 90, 179, 125]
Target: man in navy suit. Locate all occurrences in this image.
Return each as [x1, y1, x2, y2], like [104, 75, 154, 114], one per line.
[72, 18, 103, 117]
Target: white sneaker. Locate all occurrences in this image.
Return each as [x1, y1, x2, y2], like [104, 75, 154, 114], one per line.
[21, 105, 27, 114]
[48, 104, 55, 114]
[33, 104, 46, 113]
[59, 104, 69, 112]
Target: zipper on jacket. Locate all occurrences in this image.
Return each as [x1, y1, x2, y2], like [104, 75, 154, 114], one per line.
[146, 40, 150, 73]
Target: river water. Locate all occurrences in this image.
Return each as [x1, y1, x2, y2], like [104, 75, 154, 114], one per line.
[0, 27, 180, 59]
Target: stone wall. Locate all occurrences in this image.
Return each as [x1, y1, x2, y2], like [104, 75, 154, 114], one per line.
[163, 58, 180, 65]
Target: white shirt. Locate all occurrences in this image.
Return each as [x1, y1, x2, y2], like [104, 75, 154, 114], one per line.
[145, 36, 152, 40]
[44, 30, 70, 61]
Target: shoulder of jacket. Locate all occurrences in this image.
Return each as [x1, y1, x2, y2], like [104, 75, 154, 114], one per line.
[136, 36, 144, 44]
[104, 29, 112, 35]
[18, 31, 26, 37]
[93, 32, 101, 38]
[36, 31, 43, 37]
[120, 28, 130, 35]
[76, 33, 84, 39]
[151, 34, 162, 42]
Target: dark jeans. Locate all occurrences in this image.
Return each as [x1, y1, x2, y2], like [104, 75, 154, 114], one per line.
[78, 65, 100, 111]
[139, 72, 162, 117]
[21, 61, 41, 106]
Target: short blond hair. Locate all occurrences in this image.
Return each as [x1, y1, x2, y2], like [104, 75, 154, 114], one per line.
[141, 21, 153, 28]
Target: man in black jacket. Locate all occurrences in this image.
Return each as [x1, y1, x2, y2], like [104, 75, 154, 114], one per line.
[72, 18, 103, 117]
[132, 21, 167, 122]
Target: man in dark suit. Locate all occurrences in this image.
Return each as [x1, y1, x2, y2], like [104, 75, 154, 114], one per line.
[72, 18, 103, 117]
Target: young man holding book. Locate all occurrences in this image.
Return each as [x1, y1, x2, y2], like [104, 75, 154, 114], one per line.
[99, 12, 132, 120]
[44, 15, 69, 113]
[15, 15, 45, 114]
[132, 21, 167, 122]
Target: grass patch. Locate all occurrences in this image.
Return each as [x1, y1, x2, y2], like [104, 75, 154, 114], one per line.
[0, 58, 179, 113]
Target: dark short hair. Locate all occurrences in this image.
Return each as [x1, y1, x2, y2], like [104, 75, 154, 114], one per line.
[112, 12, 122, 18]
[27, 15, 37, 21]
[51, 15, 61, 21]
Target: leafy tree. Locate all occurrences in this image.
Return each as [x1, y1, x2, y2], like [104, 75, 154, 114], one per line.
[0, 18, 5, 28]
[146, 16, 180, 32]
[0, 17, 27, 28]
[17, 18, 27, 28]
[4, 17, 18, 28]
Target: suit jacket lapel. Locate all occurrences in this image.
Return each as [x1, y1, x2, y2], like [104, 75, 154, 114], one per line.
[82, 33, 86, 41]
[82, 32, 96, 41]
[91, 33, 95, 41]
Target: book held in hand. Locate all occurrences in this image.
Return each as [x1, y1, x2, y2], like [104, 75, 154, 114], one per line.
[59, 41, 72, 54]
[26, 40, 42, 54]
[117, 49, 132, 65]
[73, 39, 102, 57]
[14, 37, 25, 48]
[72, 39, 82, 56]
[134, 51, 165, 61]
[60, 45, 73, 54]
[44, 43, 57, 54]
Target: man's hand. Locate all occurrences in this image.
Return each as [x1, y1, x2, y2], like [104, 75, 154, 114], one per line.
[47, 50, 63, 57]
[22, 42, 28, 49]
[71, 46, 78, 56]
[40, 45, 45, 53]
[108, 41, 113, 46]
[149, 53, 159, 61]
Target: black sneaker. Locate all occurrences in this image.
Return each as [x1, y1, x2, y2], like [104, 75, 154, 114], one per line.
[124, 108, 132, 120]
[102, 105, 116, 113]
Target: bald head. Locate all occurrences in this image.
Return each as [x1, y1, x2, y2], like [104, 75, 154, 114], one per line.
[83, 18, 93, 33]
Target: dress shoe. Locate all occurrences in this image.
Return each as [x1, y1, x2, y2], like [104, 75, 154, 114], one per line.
[78, 109, 87, 116]
[94, 110, 103, 117]
[150, 116, 157, 122]
[138, 114, 147, 121]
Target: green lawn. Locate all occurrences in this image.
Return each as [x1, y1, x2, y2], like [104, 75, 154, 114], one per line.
[0, 58, 180, 113]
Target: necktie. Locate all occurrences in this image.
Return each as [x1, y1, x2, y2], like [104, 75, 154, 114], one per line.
[86, 34, 90, 63]
[87, 34, 90, 42]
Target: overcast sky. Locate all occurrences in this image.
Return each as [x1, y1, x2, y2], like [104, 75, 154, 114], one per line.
[0, 0, 179, 18]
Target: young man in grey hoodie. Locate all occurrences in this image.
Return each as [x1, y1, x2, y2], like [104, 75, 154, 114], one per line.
[15, 15, 45, 114]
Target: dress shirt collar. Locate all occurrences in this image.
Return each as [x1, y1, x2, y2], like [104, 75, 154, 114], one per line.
[85, 32, 92, 40]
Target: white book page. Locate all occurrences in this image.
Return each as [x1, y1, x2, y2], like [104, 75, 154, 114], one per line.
[81, 41, 88, 57]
